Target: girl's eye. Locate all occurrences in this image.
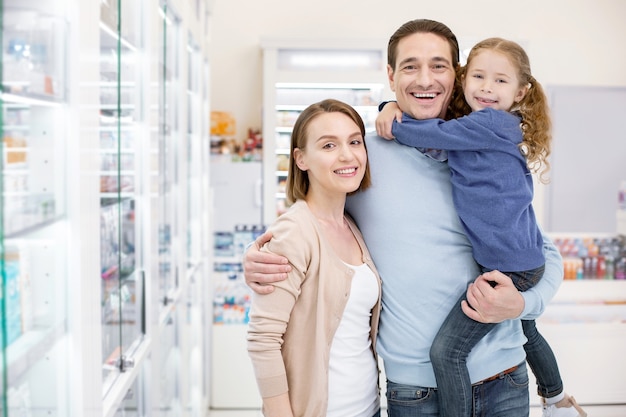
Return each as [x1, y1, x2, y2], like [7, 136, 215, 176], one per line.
[322, 143, 335, 150]
[351, 139, 363, 146]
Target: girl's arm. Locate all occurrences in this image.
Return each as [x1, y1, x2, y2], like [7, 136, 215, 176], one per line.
[375, 101, 402, 139]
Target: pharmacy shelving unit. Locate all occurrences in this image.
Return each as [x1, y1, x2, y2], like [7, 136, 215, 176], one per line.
[1, 0, 213, 416]
[260, 38, 391, 224]
[1, 2, 70, 415]
[527, 234, 626, 407]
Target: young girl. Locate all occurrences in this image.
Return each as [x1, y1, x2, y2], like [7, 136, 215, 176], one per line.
[247, 99, 381, 417]
[377, 38, 586, 417]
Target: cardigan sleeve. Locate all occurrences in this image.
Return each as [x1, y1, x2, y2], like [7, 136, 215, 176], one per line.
[246, 209, 315, 398]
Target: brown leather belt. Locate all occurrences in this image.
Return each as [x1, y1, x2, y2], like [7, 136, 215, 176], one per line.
[479, 365, 519, 383]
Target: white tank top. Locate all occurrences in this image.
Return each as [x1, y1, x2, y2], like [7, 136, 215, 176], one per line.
[326, 262, 380, 417]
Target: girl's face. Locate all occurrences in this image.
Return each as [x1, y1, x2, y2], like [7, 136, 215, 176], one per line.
[293, 112, 367, 198]
[462, 49, 528, 112]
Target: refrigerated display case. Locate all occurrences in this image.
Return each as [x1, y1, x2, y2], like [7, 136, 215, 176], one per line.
[261, 40, 391, 224]
[2, 0, 213, 415]
[98, 0, 145, 399]
[1, 2, 70, 415]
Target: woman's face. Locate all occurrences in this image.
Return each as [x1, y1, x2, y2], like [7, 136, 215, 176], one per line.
[294, 112, 367, 197]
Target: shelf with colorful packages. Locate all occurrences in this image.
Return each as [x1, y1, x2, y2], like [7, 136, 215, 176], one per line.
[545, 234, 626, 324]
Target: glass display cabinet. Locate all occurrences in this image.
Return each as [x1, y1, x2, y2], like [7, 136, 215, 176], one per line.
[2, 0, 212, 416]
[99, 0, 145, 400]
[1, 1, 70, 415]
[261, 41, 390, 223]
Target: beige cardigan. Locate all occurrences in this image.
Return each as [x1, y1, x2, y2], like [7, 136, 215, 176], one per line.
[247, 200, 382, 417]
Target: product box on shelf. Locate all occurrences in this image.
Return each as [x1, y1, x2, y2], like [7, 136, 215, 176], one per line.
[1, 249, 22, 347]
[212, 224, 265, 325]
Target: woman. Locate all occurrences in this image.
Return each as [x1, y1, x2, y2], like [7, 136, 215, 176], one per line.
[247, 99, 381, 417]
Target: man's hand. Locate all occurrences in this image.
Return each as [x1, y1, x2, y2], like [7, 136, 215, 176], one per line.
[243, 231, 291, 294]
[461, 271, 524, 323]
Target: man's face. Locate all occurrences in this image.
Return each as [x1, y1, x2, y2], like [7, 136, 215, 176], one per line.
[387, 32, 456, 120]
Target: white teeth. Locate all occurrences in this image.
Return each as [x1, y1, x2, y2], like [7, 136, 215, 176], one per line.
[413, 93, 436, 98]
[335, 168, 356, 174]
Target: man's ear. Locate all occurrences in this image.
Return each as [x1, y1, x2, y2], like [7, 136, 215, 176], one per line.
[387, 64, 396, 92]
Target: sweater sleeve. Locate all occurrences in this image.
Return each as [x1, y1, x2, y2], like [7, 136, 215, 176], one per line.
[392, 109, 519, 151]
[246, 212, 314, 398]
[519, 230, 563, 319]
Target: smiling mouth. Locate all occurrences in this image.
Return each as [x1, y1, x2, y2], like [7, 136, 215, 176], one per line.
[335, 168, 357, 175]
[412, 93, 437, 99]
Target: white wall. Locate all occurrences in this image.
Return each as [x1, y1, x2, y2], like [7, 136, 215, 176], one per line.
[208, 0, 626, 223]
[209, 0, 626, 134]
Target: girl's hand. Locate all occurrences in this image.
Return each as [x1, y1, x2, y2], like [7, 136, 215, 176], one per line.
[375, 101, 403, 139]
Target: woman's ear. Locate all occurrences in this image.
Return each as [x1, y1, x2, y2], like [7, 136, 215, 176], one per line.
[293, 148, 307, 171]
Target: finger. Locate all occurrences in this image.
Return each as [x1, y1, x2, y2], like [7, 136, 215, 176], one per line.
[249, 269, 289, 282]
[473, 273, 499, 292]
[375, 121, 384, 136]
[465, 282, 480, 309]
[254, 230, 273, 249]
[248, 281, 275, 295]
[461, 300, 484, 322]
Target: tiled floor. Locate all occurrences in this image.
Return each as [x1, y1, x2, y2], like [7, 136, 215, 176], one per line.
[208, 404, 626, 416]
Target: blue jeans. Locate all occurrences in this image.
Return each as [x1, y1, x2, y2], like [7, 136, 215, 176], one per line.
[385, 362, 529, 416]
[430, 265, 561, 417]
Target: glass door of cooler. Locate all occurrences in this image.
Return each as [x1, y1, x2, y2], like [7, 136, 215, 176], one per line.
[272, 83, 382, 217]
[151, 4, 182, 415]
[185, 33, 203, 270]
[153, 2, 180, 315]
[1, 2, 69, 415]
[99, 0, 144, 397]
[261, 44, 388, 223]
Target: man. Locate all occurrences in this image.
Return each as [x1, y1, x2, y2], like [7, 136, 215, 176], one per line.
[244, 19, 563, 416]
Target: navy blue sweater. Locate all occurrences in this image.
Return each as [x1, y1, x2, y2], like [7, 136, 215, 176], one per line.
[392, 108, 544, 271]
